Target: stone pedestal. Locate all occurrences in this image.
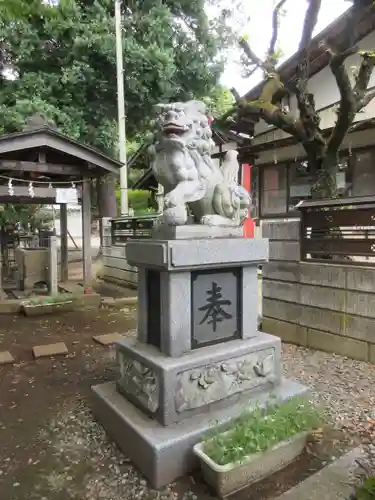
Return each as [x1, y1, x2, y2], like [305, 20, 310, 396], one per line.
[92, 226, 306, 487]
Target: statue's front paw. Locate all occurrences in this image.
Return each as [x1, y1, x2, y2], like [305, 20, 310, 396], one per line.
[200, 214, 239, 227]
[164, 193, 179, 208]
[162, 206, 187, 225]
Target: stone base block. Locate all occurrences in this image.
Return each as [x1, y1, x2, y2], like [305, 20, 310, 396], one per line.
[116, 334, 282, 426]
[152, 224, 243, 240]
[91, 378, 307, 489]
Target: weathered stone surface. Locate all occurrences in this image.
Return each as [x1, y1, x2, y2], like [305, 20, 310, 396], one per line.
[0, 351, 15, 365]
[127, 238, 268, 269]
[116, 334, 282, 426]
[343, 314, 375, 343]
[269, 241, 300, 262]
[262, 318, 307, 346]
[170, 238, 268, 268]
[15, 247, 49, 290]
[92, 379, 307, 489]
[261, 219, 300, 241]
[148, 100, 250, 227]
[101, 296, 137, 308]
[298, 305, 343, 336]
[300, 263, 346, 289]
[263, 280, 300, 303]
[101, 297, 116, 306]
[307, 329, 368, 361]
[300, 283, 345, 311]
[0, 299, 22, 314]
[262, 299, 301, 324]
[346, 266, 375, 293]
[117, 353, 159, 413]
[174, 348, 276, 413]
[369, 343, 375, 364]
[93, 333, 125, 346]
[346, 290, 375, 318]
[33, 342, 68, 359]
[262, 262, 300, 282]
[152, 224, 243, 240]
[275, 447, 364, 500]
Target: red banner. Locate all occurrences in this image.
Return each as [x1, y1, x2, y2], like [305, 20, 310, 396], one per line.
[241, 163, 255, 238]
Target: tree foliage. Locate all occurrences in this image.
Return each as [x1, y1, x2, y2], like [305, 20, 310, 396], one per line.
[0, 0, 228, 155]
[203, 86, 235, 118]
[218, 0, 375, 199]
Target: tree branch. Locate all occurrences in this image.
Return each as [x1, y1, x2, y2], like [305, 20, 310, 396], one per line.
[239, 0, 289, 76]
[353, 52, 375, 108]
[238, 38, 265, 70]
[298, 0, 322, 51]
[326, 47, 358, 156]
[293, 0, 323, 146]
[359, 86, 375, 108]
[239, 76, 306, 140]
[268, 0, 288, 58]
[349, 116, 375, 133]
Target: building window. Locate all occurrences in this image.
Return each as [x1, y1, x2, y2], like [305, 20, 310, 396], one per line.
[288, 160, 315, 210]
[260, 165, 287, 215]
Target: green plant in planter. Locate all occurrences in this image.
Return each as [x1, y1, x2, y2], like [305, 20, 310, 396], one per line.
[25, 294, 73, 306]
[203, 397, 324, 466]
[356, 476, 375, 500]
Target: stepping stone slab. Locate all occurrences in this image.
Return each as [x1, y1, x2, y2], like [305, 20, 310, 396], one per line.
[0, 351, 15, 365]
[101, 297, 116, 306]
[33, 342, 68, 359]
[93, 333, 125, 346]
[275, 447, 364, 500]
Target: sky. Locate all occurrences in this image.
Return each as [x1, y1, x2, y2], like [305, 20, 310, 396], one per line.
[219, 0, 351, 96]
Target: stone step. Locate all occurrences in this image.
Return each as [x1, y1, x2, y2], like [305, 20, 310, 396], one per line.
[33, 342, 68, 359]
[93, 333, 125, 346]
[0, 351, 15, 365]
[275, 447, 363, 500]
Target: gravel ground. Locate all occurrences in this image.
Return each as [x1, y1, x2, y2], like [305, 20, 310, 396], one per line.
[282, 344, 375, 438]
[1, 306, 375, 499]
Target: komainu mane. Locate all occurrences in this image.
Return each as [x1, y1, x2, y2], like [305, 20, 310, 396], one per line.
[148, 100, 251, 226]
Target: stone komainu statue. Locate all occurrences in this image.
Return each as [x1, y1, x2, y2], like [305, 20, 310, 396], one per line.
[147, 100, 251, 226]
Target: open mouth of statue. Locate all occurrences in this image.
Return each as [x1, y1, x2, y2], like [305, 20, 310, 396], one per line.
[162, 123, 188, 137]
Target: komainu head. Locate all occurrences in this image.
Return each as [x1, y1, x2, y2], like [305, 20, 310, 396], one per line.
[151, 100, 214, 155]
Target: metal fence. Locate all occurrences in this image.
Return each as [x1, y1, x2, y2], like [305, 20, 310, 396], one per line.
[299, 196, 375, 264]
[111, 214, 159, 245]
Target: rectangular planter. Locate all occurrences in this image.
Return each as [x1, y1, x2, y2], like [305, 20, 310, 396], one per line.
[193, 431, 308, 498]
[22, 300, 74, 316]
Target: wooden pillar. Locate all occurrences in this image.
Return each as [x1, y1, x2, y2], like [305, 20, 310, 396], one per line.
[60, 203, 69, 282]
[82, 179, 92, 287]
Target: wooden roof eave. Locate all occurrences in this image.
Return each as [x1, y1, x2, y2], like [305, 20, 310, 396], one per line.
[0, 128, 122, 176]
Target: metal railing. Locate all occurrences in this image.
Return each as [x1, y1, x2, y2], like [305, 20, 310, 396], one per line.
[299, 196, 375, 265]
[111, 214, 158, 245]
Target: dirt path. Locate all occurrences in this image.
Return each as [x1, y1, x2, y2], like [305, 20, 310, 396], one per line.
[0, 308, 358, 500]
[0, 308, 138, 500]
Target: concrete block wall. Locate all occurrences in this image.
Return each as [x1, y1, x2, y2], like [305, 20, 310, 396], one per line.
[101, 219, 138, 288]
[261, 219, 375, 364]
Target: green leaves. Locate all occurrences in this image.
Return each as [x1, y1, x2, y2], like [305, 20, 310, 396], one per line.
[203, 397, 324, 466]
[1, 0, 226, 155]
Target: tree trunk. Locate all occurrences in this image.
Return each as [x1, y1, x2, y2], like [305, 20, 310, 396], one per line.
[98, 174, 117, 218]
[309, 152, 345, 260]
[311, 152, 338, 200]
